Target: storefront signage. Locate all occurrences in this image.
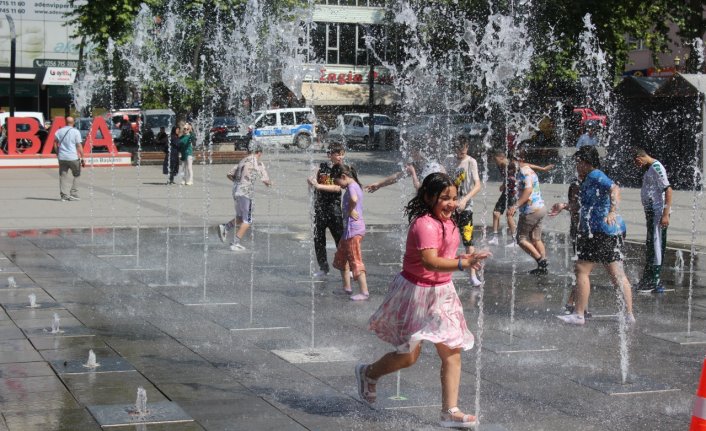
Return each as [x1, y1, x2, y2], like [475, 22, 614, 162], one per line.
[42, 67, 77, 86]
[33, 59, 79, 68]
[2, 116, 117, 156]
[305, 65, 417, 86]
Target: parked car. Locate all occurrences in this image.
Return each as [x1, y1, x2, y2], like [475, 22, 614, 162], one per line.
[142, 109, 176, 148]
[572, 107, 607, 127]
[209, 116, 241, 144]
[400, 113, 487, 144]
[248, 107, 317, 150]
[327, 113, 399, 150]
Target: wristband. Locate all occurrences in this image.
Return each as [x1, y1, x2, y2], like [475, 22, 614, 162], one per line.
[457, 257, 464, 271]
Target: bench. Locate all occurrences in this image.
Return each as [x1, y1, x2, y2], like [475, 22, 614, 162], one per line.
[133, 150, 248, 166]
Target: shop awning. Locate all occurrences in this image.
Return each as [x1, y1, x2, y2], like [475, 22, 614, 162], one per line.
[0, 73, 36, 80]
[300, 82, 399, 106]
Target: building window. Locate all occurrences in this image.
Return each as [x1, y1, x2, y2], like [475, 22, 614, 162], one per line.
[309, 23, 387, 66]
[626, 35, 646, 51]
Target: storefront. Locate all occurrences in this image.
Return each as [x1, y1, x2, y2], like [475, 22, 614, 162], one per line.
[0, 1, 81, 118]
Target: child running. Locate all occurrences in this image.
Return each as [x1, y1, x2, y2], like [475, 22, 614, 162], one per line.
[330, 164, 369, 300]
[217, 144, 272, 250]
[355, 172, 492, 429]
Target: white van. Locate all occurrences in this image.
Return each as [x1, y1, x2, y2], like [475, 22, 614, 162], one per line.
[249, 107, 317, 150]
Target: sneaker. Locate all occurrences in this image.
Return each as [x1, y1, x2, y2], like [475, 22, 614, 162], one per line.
[350, 293, 369, 301]
[626, 313, 636, 324]
[312, 270, 328, 278]
[217, 224, 227, 243]
[229, 243, 246, 251]
[439, 407, 477, 428]
[505, 241, 517, 248]
[488, 236, 499, 246]
[636, 280, 654, 294]
[470, 274, 482, 287]
[68, 195, 81, 201]
[564, 304, 575, 314]
[186, 182, 193, 186]
[557, 313, 585, 325]
[652, 282, 666, 294]
[60, 196, 69, 202]
[529, 267, 548, 275]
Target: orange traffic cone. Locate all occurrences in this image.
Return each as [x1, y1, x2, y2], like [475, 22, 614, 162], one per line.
[691, 357, 706, 430]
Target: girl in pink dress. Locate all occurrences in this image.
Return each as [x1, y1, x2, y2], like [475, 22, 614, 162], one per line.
[355, 172, 491, 428]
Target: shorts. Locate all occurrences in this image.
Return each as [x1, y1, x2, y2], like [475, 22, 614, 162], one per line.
[576, 232, 624, 264]
[455, 210, 474, 247]
[333, 235, 366, 279]
[234, 195, 252, 224]
[494, 191, 517, 214]
[516, 207, 546, 243]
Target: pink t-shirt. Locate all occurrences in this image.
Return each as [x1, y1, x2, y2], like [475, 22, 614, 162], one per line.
[402, 214, 460, 287]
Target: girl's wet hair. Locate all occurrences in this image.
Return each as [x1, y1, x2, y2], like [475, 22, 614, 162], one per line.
[330, 163, 361, 186]
[405, 172, 456, 224]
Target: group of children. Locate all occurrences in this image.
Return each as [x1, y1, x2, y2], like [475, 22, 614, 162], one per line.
[212, 137, 673, 428]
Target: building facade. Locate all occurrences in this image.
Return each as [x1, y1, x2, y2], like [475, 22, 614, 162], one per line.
[0, 1, 80, 118]
[298, 0, 401, 126]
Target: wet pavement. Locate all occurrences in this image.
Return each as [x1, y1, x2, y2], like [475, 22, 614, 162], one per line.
[0, 151, 704, 430]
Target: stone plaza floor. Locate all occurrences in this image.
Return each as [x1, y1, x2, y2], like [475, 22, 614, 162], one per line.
[0, 221, 703, 430]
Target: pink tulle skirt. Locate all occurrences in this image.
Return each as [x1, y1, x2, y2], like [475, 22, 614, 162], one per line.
[368, 273, 474, 353]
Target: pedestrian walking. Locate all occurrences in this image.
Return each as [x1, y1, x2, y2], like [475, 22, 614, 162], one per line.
[53, 116, 84, 201]
[634, 147, 672, 293]
[558, 146, 634, 325]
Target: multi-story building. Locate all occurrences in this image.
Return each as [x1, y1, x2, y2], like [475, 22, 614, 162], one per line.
[0, 1, 80, 118]
[299, 0, 401, 126]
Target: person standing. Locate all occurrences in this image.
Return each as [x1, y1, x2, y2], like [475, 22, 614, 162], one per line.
[444, 135, 482, 286]
[576, 121, 599, 148]
[507, 147, 548, 275]
[558, 146, 634, 325]
[179, 122, 194, 185]
[217, 144, 272, 251]
[163, 125, 181, 184]
[307, 143, 345, 277]
[53, 116, 84, 201]
[330, 164, 369, 300]
[355, 173, 491, 428]
[634, 148, 672, 293]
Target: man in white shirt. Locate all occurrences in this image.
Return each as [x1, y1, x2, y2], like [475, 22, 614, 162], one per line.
[634, 148, 672, 293]
[53, 116, 84, 201]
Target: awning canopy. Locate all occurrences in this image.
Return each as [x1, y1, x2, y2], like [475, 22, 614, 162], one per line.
[654, 73, 706, 97]
[615, 76, 667, 98]
[300, 83, 399, 106]
[0, 73, 36, 80]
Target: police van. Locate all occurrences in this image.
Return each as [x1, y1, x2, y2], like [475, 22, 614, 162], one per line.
[248, 107, 317, 150]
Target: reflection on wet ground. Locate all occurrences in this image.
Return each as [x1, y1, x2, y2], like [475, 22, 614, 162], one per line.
[0, 226, 701, 430]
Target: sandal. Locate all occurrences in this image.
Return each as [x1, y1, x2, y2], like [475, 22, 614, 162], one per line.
[439, 407, 477, 428]
[354, 364, 377, 404]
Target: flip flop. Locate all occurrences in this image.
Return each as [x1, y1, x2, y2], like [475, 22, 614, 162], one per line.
[350, 293, 369, 301]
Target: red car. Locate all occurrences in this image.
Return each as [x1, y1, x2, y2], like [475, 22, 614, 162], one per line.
[572, 107, 607, 127]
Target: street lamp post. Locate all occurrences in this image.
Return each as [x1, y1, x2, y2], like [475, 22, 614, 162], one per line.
[5, 14, 16, 116]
